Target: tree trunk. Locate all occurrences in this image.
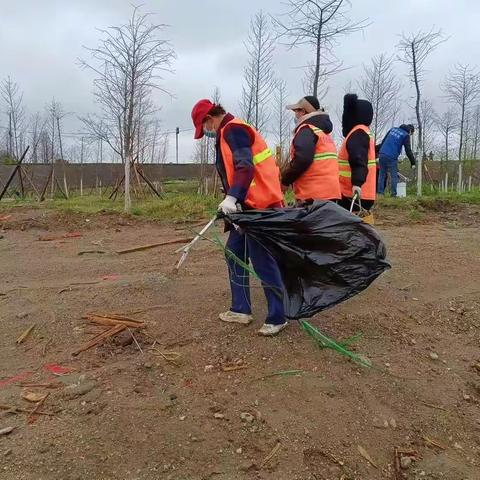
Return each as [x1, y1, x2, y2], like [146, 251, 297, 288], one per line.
[124, 154, 132, 212]
[373, 58, 381, 136]
[312, 12, 323, 98]
[445, 129, 449, 162]
[412, 46, 423, 196]
[458, 98, 465, 161]
[457, 162, 462, 192]
[254, 30, 261, 130]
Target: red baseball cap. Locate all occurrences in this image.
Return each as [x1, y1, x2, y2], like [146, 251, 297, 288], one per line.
[191, 99, 215, 139]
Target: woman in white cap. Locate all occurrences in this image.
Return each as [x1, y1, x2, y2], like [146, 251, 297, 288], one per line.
[282, 96, 340, 205]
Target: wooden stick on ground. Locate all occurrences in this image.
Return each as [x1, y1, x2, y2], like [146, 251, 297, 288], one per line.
[38, 232, 82, 241]
[394, 447, 401, 480]
[16, 324, 36, 344]
[72, 324, 126, 356]
[260, 442, 282, 468]
[423, 436, 447, 451]
[20, 383, 62, 389]
[149, 347, 181, 364]
[115, 305, 169, 316]
[27, 392, 50, 424]
[0, 404, 55, 416]
[84, 314, 145, 329]
[85, 312, 145, 323]
[222, 365, 249, 372]
[42, 338, 52, 357]
[421, 401, 446, 411]
[128, 328, 144, 354]
[116, 238, 192, 255]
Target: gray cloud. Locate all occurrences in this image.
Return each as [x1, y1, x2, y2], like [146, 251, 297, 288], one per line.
[1, 0, 478, 161]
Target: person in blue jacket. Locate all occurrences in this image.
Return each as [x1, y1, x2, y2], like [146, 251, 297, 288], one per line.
[377, 124, 416, 196]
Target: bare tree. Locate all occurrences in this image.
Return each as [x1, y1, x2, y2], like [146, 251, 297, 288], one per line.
[273, 78, 292, 167]
[358, 53, 401, 139]
[434, 108, 458, 163]
[196, 87, 221, 195]
[146, 118, 168, 164]
[441, 63, 480, 161]
[39, 129, 51, 164]
[1, 76, 26, 160]
[207, 86, 221, 164]
[397, 28, 445, 195]
[462, 111, 472, 161]
[274, 0, 369, 98]
[28, 113, 43, 163]
[420, 98, 436, 156]
[80, 6, 175, 212]
[471, 105, 480, 160]
[240, 11, 276, 133]
[46, 99, 68, 161]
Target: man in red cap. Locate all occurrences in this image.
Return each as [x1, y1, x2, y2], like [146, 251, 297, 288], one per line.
[191, 99, 287, 336]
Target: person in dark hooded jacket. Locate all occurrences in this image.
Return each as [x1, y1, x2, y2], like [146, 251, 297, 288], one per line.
[376, 124, 416, 197]
[281, 96, 340, 203]
[337, 94, 376, 212]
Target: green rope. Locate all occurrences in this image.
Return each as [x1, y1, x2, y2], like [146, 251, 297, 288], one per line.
[199, 225, 371, 370]
[300, 320, 371, 368]
[210, 232, 261, 280]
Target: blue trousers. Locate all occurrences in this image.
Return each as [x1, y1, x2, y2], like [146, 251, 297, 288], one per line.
[377, 154, 398, 196]
[226, 228, 285, 325]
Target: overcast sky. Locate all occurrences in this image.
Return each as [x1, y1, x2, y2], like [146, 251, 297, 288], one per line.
[1, 0, 479, 162]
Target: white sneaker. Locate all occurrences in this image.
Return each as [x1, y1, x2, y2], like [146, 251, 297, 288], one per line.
[258, 322, 288, 336]
[219, 310, 253, 325]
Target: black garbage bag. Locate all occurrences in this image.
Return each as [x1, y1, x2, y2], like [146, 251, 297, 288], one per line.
[227, 201, 390, 320]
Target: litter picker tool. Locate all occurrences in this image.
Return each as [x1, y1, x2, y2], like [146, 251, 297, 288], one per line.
[350, 192, 374, 225]
[174, 215, 218, 271]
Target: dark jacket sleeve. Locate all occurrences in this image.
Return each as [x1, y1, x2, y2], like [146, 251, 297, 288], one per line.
[403, 135, 416, 166]
[281, 128, 317, 186]
[346, 130, 369, 187]
[223, 125, 254, 201]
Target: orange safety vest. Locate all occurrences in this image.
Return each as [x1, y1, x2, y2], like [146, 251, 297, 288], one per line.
[290, 124, 341, 201]
[219, 118, 283, 209]
[338, 125, 376, 201]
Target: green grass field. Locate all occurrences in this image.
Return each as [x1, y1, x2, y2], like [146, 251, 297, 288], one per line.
[1, 179, 479, 221]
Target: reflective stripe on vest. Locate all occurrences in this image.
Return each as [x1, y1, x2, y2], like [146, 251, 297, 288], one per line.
[337, 125, 376, 200]
[314, 152, 337, 160]
[290, 123, 341, 201]
[219, 118, 283, 209]
[253, 148, 273, 165]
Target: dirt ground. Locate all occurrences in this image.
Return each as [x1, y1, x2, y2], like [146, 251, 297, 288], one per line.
[0, 204, 480, 480]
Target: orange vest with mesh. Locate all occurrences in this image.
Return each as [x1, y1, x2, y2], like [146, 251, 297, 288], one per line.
[219, 118, 283, 209]
[338, 124, 376, 200]
[290, 124, 341, 201]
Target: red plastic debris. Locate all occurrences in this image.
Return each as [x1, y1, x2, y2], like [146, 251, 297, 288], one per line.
[43, 363, 74, 376]
[102, 274, 119, 281]
[0, 371, 33, 388]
